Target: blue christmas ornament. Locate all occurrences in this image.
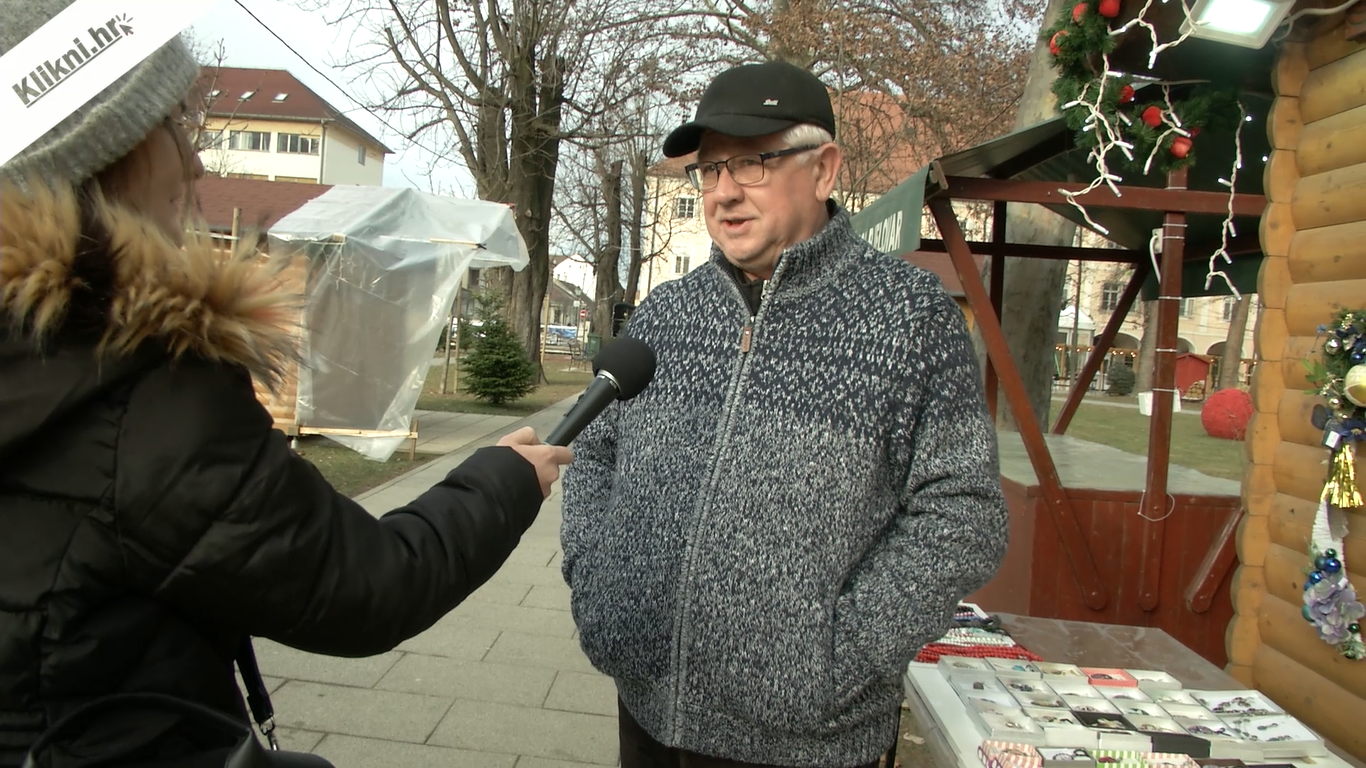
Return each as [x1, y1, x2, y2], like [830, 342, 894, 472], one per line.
[1310, 571, 1325, 583]
[1303, 604, 1315, 621]
[1326, 549, 1338, 558]
[1324, 557, 1343, 573]
[1315, 555, 1329, 571]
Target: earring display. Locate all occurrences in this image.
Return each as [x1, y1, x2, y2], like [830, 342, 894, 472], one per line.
[1185, 691, 1283, 717]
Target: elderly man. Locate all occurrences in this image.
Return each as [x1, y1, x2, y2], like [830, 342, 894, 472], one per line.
[560, 60, 1009, 768]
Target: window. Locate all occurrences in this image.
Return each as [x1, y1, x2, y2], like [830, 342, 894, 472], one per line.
[1099, 281, 1122, 311]
[228, 130, 270, 151]
[198, 129, 224, 151]
[673, 196, 696, 219]
[277, 133, 320, 155]
[1180, 298, 1195, 318]
[273, 92, 288, 102]
[240, 90, 255, 100]
[674, 254, 691, 275]
[357, 146, 366, 165]
[1223, 296, 1237, 321]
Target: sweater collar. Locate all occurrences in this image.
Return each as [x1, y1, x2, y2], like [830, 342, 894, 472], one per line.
[710, 200, 861, 293]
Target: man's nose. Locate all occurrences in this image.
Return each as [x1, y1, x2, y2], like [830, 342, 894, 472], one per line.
[710, 165, 743, 201]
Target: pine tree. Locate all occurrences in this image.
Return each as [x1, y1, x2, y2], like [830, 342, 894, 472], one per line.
[462, 290, 537, 406]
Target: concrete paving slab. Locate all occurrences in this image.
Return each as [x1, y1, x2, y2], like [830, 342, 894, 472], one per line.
[254, 640, 401, 689]
[518, 758, 613, 768]
[312, 734, 517, 768]
[447, 600, 578, 638]
[544, 672, 617, 717]
[520, 583, 571, 611]
[394, 620, 501, 661]
[274, 727, 326, 753]
[468, 580, 534, 607]
[376, 654, 556, 707]
[428, 700, 618, 766]
[271, 680, 452, 743]
[486, 562, 571, 588]
[483, 631, 600, 675]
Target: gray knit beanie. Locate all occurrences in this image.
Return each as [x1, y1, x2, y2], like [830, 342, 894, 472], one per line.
[0, 0, 201, 186]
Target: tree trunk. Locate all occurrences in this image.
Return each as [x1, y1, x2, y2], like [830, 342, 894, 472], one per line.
[1134, 299, 1157, 392]
[625, 149, 648, 304]
[592, 158, 625, 337]
[974, 0, 1077, 432]
[1218, 295, 1251, 390]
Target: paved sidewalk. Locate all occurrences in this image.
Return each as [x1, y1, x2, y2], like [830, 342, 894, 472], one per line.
[252, 395, 622, 767]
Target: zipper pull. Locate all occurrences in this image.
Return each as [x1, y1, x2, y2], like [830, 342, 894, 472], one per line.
[739, 326, 752, 353]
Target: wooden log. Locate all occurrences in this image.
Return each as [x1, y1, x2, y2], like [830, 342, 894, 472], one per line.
[1265, 151, 1301, 207]
[1244, 466, 1278, 521]
[1231, 564, 1267, 618]
[1289, 219, 1366, 284]
[1301, 49, 1366, 124]
[1273, 440, 1334, 502]
[1264, 541, 1364, 609]
[1307, 21, 1366, 69]
[1285, 279, 1366, 335]
[1256, 308, 1289, 363]
[1293, 162, 1366, 231]
[1252, 643, 1366, 758]
[1274, 42, 1309, 98]
[1260, 202, 1296, 258]
[1282, 335, 1317, 389]
[1268, 98, 1303, 153]
[1267, 495, 1366, 571]
[1278, 389, 1330, 448]
[1237, 513, 1270, 567]
[1225, 610, 1262, 669]
[1251, 361, 1285, 415]
[1300, 104, 1366, 176]
[1248, 410, 1282, 469]
[1225, 663, 1254, 687]
[1257, 255, 1292, 311]
[1259, 592, 1366, 700]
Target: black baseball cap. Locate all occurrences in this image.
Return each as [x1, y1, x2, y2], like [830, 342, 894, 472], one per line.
[662, 61, 837, 158]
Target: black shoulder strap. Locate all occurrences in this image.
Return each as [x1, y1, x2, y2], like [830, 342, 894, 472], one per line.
[235, 637, 280, 751]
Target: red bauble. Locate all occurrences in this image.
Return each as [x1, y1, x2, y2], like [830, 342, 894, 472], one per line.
[1072, 2, 1089, 22]
[1118, 85, 1135, 104]
[1141, 105, 1163, 127]
[1050, 30, 1068, 55]
[1190, 127, 1202, 137]
[1098, 0, 1121, 16]
[1170, 136, 1193, 159]
[1201, 388, 1254, 441]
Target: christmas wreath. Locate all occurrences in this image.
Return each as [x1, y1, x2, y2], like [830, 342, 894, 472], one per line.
[1042, 0, 1243, 177]
[1302, 309, 1366, 660]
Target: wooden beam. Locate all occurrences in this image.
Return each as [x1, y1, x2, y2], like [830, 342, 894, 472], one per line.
[911, 238, 1144, 263]
[942, 175, 1266, 217]
[1051, 261, 1151, 435]
[1139, 167, 1189, 613]
[1186, 507, 1243, 613]
[986, 201, 1007, 421]
[928, 197, 1108, 611]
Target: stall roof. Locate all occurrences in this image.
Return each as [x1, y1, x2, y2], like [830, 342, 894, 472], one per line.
[850, 85, 1271, 298]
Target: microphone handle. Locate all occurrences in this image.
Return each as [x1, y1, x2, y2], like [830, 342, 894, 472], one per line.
[545, 375, 621, 446]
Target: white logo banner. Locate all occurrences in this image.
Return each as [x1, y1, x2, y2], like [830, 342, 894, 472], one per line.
[0, 0, 222, 167]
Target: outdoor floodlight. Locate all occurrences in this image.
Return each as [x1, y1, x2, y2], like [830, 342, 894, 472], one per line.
[1181, 0, 1295, 49]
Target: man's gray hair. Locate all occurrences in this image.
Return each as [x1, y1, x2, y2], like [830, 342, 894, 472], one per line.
[781, 124, 834, 164]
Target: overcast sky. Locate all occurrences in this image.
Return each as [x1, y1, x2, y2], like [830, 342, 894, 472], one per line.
[190, 0, 474, 193]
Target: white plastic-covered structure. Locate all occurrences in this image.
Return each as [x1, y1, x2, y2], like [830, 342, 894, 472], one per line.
[268, 185, 529, 461]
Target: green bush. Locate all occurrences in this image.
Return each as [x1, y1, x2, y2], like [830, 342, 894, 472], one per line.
[462, 290, 536, 405]
[1107, 363, 1136, 396]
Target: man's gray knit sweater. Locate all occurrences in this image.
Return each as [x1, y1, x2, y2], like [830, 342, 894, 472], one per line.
[560, 206, 1008, 767]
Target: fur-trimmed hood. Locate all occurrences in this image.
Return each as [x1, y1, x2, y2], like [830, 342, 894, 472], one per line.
[0, 181, 300, 454]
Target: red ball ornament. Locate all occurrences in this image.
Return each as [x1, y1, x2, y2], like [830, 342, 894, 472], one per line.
[1099, 0, 1121, 16]
[1190, 127, 1201, 137]
[1072, 2, 1089, 22]
[1170, 136, 1193, 159]
[1201, 388, 1253, 440]
[1118, 85, 1135, 104]
[1050, 30, 1067, 55]
[1141, 105, 1163, 128]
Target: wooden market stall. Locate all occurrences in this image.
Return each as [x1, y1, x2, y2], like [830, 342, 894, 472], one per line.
[1227, 13, 1366, 757]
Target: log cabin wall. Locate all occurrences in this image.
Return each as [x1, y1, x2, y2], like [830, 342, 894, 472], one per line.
[1233, 18, 1366, 760]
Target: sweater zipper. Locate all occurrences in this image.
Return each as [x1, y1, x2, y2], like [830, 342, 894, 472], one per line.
[667, 269, 773, 741]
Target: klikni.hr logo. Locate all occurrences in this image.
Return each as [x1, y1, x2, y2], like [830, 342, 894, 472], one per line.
[11, 14, 135, 108]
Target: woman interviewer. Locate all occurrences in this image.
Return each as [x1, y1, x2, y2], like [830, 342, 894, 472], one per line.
[0, 2, 572, 764]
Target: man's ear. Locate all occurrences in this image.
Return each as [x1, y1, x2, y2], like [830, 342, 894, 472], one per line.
[812, 144, 842, 201]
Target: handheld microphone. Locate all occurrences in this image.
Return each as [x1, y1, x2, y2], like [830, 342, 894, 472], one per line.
[545, 337, 656, 446]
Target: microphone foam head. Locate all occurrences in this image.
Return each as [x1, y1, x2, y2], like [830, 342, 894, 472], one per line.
[592, 337, 657, 400]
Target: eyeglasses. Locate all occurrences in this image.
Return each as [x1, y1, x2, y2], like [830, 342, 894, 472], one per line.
[685, 145, 819, 191]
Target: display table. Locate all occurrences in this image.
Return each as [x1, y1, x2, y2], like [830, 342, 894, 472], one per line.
[901, 615, 1364, 768]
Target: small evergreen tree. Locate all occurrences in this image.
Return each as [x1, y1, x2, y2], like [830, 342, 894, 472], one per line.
[462, 290, 536, 405]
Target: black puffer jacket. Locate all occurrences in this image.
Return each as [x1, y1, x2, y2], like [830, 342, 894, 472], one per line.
[0, 183, 545, 767]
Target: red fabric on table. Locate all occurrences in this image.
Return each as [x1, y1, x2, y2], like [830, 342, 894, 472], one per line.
[913, 641, 1044, 663]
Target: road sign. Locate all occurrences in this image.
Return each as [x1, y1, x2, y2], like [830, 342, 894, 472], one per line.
[579, 308, 588, 319]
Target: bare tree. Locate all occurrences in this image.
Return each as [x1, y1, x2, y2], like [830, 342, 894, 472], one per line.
[1218, 295, 1252, 390]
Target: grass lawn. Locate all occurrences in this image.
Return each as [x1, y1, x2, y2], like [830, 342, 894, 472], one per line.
[294, 437, 435, 498]
[1059, 400, 1245, 481]
[418, 359, 593, 416]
